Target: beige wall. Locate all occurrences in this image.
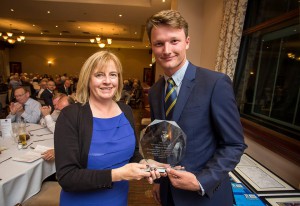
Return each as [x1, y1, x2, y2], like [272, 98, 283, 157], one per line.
[8, 44, 152, 81]
[155, 0, 223, 81]
[178, 0, 223, 70]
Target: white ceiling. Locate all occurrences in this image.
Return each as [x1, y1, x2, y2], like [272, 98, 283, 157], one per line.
[0, 0, 172, 49]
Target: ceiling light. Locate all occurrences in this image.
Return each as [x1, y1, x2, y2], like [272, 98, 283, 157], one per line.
[1, 24, 25, 44]
[10, 9, 14, 12]
[20, 36, 25, 40]
[8, 39, 16, 44]
[99, 43, 105, 48]
[7, 24, 13, 37]
[90, 32, 112, 47]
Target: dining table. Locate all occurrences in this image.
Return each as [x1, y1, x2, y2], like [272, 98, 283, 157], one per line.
[0, 123, 56, 206]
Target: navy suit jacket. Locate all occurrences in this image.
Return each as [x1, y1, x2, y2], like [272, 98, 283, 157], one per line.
[58, 85, 71, 95]
[148, 63, 247, 206]
[40, 89, 54, 111]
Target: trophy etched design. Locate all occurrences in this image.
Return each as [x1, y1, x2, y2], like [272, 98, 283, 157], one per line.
[140, 120, 186, 172]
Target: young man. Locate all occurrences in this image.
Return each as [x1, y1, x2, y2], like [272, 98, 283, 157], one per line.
[146, 10, 247, 206]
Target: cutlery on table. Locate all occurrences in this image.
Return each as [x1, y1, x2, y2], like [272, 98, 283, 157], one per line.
[0, 157, 12, 164]
[33, 138, 53, 142]
[22, 143, 33, 149]
[36, 133, 52, 136]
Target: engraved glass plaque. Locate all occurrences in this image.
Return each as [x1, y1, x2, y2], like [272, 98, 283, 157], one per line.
[140, 120, 186, 171]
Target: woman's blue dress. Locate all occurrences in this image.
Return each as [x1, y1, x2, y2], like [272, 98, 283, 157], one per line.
[60, 113, 136, 206]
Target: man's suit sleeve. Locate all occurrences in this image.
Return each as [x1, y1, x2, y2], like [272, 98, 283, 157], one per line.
[196, 74, 247, 198]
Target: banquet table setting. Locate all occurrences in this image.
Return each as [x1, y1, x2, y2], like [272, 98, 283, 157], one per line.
[0, 123, 56, 206]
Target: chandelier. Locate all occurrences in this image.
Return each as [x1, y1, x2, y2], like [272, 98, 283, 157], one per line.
[89, 37, 112, 48]
[0, 24, 26, 44]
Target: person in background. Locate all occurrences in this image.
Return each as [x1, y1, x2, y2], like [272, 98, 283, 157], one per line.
[40, 80, 56, 111]
[40, 95, 74, 133]
[20, 75, 36, 100]
[8, 75, 21, 90]
[54, 51, 165, 205]
[57, 79, 71, 95]
[146, 10, 247, 206]
[121, 79, 131, 104]
[7, 86, 41, 123]
[37, 79, 48, 99]
[40, 95, 75, 161]
[128, 82, 143, 106]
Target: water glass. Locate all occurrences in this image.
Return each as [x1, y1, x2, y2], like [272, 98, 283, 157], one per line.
[11, 124, 19, 144]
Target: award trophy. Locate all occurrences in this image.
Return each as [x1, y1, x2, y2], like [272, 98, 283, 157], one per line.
[140, 120, 186, 172]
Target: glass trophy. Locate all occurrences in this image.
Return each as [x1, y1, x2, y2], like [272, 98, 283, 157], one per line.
[140, 120, 186, 172]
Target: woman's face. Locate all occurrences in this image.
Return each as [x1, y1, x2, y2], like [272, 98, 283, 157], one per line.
[89, 60, 119, 102]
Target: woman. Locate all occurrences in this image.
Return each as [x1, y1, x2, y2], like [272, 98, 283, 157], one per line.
[54, 51, 162, 205]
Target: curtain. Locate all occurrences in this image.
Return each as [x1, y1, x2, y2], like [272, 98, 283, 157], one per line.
[215, 0, 248, 80]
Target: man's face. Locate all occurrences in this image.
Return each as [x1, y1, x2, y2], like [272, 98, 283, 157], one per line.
[150, 25, 190, 76]
[47, 81, 56, 91]
[64, 80, 71, 88]
[40, 82, 47, 89]
[55, 97, 69, 110]
[14, 88, 29, 104]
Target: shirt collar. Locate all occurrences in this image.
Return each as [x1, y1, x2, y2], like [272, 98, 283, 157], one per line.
[164, 60, 189, 87]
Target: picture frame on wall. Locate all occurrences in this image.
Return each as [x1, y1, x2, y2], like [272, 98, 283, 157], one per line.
[9, 62, 22, 74]
[262, 196, 300, 206]
[233, 154, 297, 195]
[143, 67, 154, 86]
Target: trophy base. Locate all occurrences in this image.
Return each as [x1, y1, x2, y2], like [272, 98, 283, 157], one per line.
[144, 167, 166, 173]
[144, 166, 186, 173]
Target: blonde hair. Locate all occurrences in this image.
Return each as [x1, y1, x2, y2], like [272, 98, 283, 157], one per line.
[76, 51, 123, 104]
[146, 10, 189, 42]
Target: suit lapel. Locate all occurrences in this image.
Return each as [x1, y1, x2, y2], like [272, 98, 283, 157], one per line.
[172, 64, 196, 122]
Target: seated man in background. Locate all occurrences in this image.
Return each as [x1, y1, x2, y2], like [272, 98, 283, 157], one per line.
[40, 95, 75, 133]
[37, 79, 48, 99]
[7, 86, 41, 123]
[57, 79, 71, 95]
[40, 95, 75, 161]
[129, 82, 143, 105]
[40, 80, 56, 111]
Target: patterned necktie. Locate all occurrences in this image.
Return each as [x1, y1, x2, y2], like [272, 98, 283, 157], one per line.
[165, 78, 177, 120]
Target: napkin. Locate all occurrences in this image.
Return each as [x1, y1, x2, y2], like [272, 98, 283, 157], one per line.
[12, 145, 53, 163]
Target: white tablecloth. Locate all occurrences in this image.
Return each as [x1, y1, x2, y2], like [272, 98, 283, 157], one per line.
[0, 124, 56, 206]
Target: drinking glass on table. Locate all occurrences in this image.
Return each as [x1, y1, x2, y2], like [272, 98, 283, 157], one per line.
[18, 121, 27, 146]
[11, 124, 19, 144]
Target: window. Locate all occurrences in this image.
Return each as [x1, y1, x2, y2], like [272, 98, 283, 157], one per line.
[234, 0, 299, 140]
